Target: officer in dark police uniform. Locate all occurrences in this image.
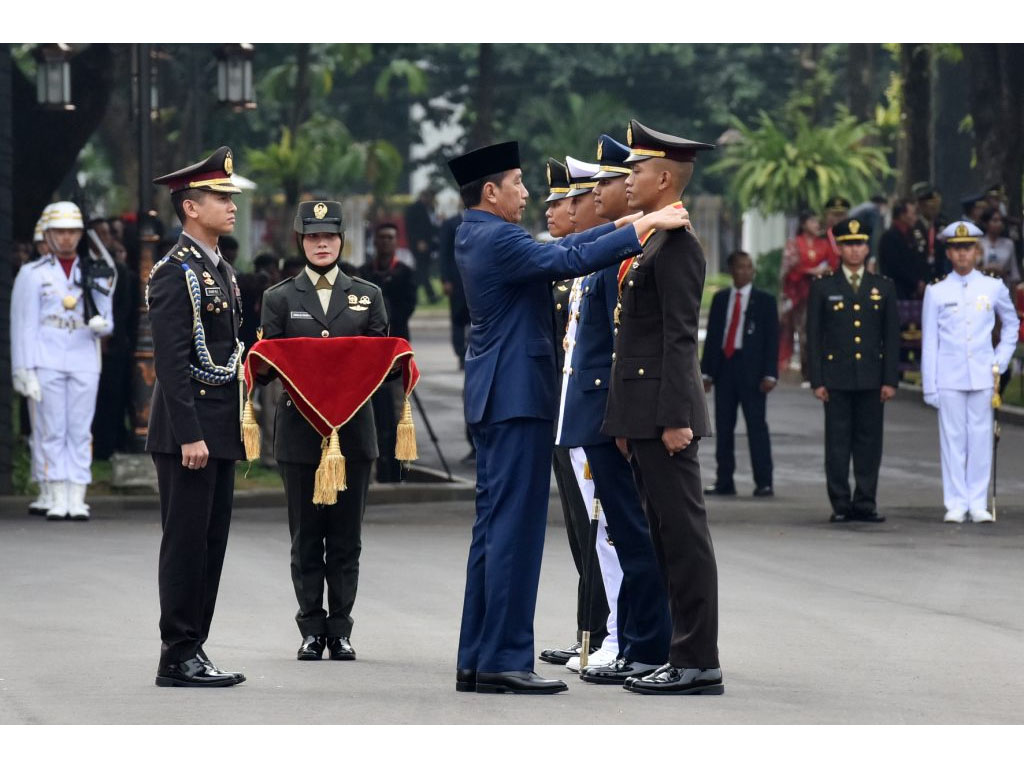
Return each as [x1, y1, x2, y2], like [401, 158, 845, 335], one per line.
[602, 120, 723, 695]
[259, 201, 387, 661]
[147, 146, 246, 687]
[807, 217, 900, 523]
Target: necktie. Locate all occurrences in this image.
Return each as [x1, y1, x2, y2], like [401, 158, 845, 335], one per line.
[723, 291, 742, 359]
[314, 275, 331, 290]
[850, 271, 860, 293]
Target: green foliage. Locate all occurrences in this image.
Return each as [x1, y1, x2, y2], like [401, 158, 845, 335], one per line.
[708, 107, 892, 215]
[753, 248, 782, 294]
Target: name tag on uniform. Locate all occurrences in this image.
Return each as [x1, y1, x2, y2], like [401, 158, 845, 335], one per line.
[828, 295, 843, 301]
[943, 302, 957, 307]
[290, 310, 314, 319]
[204, 287, 223, 296]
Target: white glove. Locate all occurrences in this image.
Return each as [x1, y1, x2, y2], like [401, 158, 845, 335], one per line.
[88, 315, 111, 335]
[923, 392, 940, 409]
[14, 368, 41, 402]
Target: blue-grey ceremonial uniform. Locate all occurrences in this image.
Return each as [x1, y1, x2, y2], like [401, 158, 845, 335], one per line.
[921, 268, 1018, 516]
[456, 209, 641, 674]
[555, 262, 671, 665]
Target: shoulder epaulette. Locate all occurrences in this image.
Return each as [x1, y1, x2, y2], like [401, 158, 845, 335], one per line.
[981, 268, 1001, 280]
[265, 275, 295, 293]
[815, 270, 833, 280]
[350, 275, 381, 292]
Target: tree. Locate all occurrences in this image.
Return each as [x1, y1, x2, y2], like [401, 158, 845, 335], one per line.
[708, 107, 892, 215]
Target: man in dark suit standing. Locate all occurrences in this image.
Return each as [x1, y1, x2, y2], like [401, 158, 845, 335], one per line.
[446, 140, 688, 695]
[807, 217, 900, 523]
[147, 147, 246, 687]
[701, 250, 778, 497]
[602, 119, 723, 696]
[405, 188, 439, 304]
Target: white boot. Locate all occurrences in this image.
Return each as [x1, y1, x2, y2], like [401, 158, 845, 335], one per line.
[28, 480, 52, 515]
[68, 483, 90, 521]
[46, 481, 70, 520]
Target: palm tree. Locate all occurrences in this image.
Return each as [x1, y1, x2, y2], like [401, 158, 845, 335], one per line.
[709, 107, 891, 215]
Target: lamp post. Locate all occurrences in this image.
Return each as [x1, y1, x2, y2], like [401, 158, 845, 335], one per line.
[215, 44, 257, 112]
[34, 43, 75, 111]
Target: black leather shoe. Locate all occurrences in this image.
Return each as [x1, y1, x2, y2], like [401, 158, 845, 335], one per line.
[297, 635, 326, 660]
[850, 510, 886, 523]
[703, 484, 736, 496]
[539, 640, 581, 665]
[476, 671, 568, 694]
[829, 511, 850, 523]
[753, 486, 774, 497]
[456, 668, 476, 692]
[196, 647, 245, 683]
[580, 657, 662, 684]
[627, 664, 724, 695]
[327, 636, 356, 660]
[155, 656, 243, 687]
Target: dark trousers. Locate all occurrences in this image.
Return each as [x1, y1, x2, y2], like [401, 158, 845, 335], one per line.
[458, 418, 552, 673]
[584, 441, 671, 664]
[371, 381, 403, 483]
[153, 452, 235, 667]
[92, 355, 130, 459]
[823, 389, 884, 515]
[553, 445, 609, 647]
[629, 438, 719, 670]
[415, 252, 437, 303]
[279, 460, 371, 638]
[713, 353, 773, 490]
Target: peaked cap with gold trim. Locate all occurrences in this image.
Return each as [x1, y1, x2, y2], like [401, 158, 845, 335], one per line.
[153, 146, 241, 194]
[833, 217, 870, 243]
[940, 220, 982, 244]
[624, 119, 714, 164]
[592, 134, 632, 179]
[824, 195, 851, 213]
[564, 156, 600, 198]
[545, 158, 571, 202]
[294, 200, 344, 235]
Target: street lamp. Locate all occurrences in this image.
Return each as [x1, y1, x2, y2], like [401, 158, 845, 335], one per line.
[216, 44, 256, 111]
[34, 43, 75, 111]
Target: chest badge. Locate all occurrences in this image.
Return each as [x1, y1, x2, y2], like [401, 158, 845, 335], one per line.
[975, 294, 991, 312]
[62, 295, 77, 310]
[359, 295, 371, 305]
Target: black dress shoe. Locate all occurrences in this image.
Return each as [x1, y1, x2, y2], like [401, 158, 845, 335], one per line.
[580, 657, 662, 685]
[627, 664, 724, 695]
[456, 668, 476, 692]
[539, 640, 580, 665]
[327, 636, 356, 660]
[297, 635, 326, 660]
[829, 511, 850, 523]
[753, 486, 774, 497]
[476, 671, 568, 694]
[850, 509, 886, 523]
[197, 647, 245, 682]
[155, 656, 243, 687]
[703, 484, 736, 496]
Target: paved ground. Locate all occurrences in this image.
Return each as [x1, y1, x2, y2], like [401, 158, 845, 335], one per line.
[2, 318, 1023, 725]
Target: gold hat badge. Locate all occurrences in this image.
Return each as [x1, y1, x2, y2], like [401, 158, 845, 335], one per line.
[224, 151, 233, 175]
[546, 165, 552, 186]
[626, 123, 633, 145]
[314, 203, 328, 220]
[597, 139, 604, 160]
[849, 220, 861, 234]
[956, 223, 968, 238]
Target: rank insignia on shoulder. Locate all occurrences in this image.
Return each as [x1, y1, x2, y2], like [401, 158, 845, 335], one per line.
[256, 326, 264, 341]
[172, 250, 185, 262]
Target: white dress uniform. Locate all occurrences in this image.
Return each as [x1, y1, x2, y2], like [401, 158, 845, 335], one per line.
[556, 275, 623, 670]
[921, 223, 1019, 523]
[10, 202, 114, 519]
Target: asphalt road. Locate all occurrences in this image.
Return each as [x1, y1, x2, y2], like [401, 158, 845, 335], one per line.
[2, 320, 1023, 726]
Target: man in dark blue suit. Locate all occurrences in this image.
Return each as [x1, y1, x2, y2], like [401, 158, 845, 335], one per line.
[447, 141, 690, 695]
[701, 250, 779, 496]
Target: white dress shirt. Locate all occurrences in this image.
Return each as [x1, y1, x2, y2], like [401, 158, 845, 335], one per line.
[305, 265, 339, 313]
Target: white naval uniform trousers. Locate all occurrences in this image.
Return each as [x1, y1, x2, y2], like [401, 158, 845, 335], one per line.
[10, 255, 114, 484]
[921, 269, 1019, 514]
[556, 277, 623, 654]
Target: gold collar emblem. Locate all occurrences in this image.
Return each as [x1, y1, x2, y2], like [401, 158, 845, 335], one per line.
[313, 203, 328, 220]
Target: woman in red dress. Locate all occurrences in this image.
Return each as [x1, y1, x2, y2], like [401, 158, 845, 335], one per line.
[779, 212, 835, 382]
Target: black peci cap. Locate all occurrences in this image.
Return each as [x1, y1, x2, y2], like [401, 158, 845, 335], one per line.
[447, 141, 521, 187]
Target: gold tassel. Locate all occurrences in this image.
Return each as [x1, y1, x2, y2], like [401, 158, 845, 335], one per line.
[395, 398, 418, 461]
[242, 397, 261, 462]
[583, 461, 592, 480]
[313, 428, 347, 505]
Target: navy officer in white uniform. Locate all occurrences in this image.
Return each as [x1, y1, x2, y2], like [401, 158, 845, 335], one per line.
[921, 221, 1019, 523]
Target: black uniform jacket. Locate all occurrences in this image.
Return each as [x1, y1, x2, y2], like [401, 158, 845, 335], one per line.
[146, 234, 245, 460]
[602, 227, 711, 439]
[807, 269, 900, 391]
[260, 268, 388, 464]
